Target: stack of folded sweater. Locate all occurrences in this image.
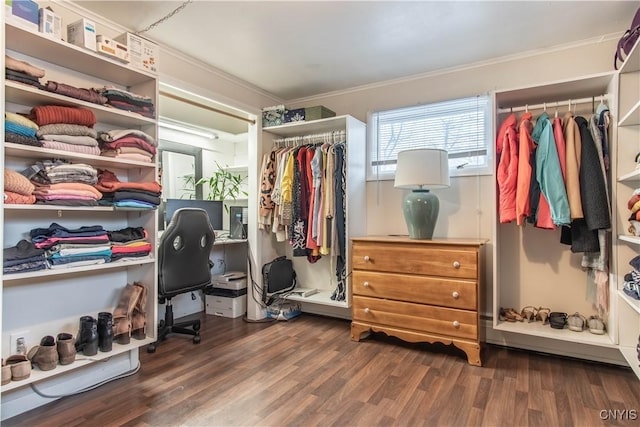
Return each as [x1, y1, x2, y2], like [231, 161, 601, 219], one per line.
[95, 169, 161, 209]
[96, 86, 155, 119]
[98, 129, 156, 162]
[29, 105, 100, 155]
[108, 226, 152, 262]
[624, 256, 640, 300]
[44, 80, 108, 106]
[3, 240, 46, 274]
[5, 55, 45, 89]
[4, 169, 35, 205]
[24, 159, 102, 206]
[5, 112, 41, 147]
[30, 223, 112, 270]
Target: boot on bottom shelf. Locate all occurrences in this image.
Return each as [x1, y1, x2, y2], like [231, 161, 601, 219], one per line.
[27, 336, 58, 371]
[113, 283, 143, 345]
[56, 333, 76, 365]
[131, 282, 148, 340]
[75, 316, 99, 356]
[97, 312, 113, 352]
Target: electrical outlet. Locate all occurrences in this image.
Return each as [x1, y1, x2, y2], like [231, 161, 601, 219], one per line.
[10, 331, 29, 355]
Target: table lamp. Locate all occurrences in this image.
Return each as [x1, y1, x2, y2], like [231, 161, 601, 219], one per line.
[394, 148, 450, 239]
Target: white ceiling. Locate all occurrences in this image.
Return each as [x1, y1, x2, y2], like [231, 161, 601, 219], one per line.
[75, 1, 638, 101]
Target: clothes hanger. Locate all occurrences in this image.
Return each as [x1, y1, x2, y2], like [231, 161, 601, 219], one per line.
[555, 102, 558, 119]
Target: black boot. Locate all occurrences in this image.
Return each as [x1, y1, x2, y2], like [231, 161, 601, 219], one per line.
[75, 316, 99, 356]
[97, 312, 113, 352]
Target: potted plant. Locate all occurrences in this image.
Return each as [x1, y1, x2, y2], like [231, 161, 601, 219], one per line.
[195, 161, 248, 210]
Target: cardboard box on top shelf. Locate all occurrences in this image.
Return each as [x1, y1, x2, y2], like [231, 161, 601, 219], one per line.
[38, 7, 62, 40]
[96, 35, 130, 63]
[8, 0, 39, 31]
[114, 32, 159, 74]
[67, 18, 97, 51]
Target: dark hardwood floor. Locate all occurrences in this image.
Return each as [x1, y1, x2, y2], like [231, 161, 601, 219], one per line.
[4, 313, 640, 426]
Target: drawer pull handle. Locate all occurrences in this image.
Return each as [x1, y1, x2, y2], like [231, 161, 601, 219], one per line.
[452, 291, 460, 299]
[453, 261, 461, 269]
[363, 281, 370, 288]
[453, 320, 460, 328]
[364, 255, 371, 262]
[364, 308, 371, 314]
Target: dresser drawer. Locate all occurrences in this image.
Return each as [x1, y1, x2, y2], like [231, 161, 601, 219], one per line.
[352, 270, 476, 310]
[353, 296, 477, 340]
[351, 241, 478, 279]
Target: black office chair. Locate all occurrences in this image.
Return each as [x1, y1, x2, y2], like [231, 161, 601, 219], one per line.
[147, 208, 215, 353]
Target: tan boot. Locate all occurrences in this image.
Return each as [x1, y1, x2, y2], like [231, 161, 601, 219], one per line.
[113, 283, 142, 345]
[2, 359, 11, 385]
[27, 336, 59, 371]
[56, 333, 76, 365]
[131, 282, 148, 340]
[6, 355, 30, 381]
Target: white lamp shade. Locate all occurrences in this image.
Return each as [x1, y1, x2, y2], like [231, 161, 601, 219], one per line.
[394, 148, 450, 189]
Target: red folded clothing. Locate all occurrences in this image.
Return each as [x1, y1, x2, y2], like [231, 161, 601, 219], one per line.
[30, 105, 96, 127]
[95, 169, 162, 194]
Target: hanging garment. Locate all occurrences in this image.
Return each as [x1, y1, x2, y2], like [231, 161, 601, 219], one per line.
[292, 147, 309, 257]
[496, 113, 518, 223]
[516, 112, 534, 226]
[562, 112, 583, 220]
[532, 112, 570, 227]
[331, 143, 347, 302]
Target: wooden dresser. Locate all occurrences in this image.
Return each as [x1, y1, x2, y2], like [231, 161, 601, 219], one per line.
[350, 236, 486, 366]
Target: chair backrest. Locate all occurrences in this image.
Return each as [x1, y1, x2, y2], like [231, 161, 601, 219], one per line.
[158, 208, 215, 299]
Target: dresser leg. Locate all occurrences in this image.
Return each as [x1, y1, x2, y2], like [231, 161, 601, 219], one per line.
[350, 322, 371, 341]
[455, 341, 482, 366]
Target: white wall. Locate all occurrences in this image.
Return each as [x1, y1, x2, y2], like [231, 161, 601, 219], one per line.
[285, 37, 620, 316]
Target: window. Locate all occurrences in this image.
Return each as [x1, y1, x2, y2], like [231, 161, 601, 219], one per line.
[367, 95, 492, 180]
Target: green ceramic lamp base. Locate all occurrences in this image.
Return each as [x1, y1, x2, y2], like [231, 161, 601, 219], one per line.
[402, 189, 439, 239]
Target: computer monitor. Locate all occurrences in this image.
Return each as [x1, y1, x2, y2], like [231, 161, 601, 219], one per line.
[164, 199, 223, 231]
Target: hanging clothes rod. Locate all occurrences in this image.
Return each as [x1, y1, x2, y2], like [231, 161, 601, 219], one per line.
[497, 94, 609, 114]
[159, 90, 256, 125]
[273, 130, 346, 147]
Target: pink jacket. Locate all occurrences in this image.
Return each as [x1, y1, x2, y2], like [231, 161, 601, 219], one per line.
[497, 113, 518, 223]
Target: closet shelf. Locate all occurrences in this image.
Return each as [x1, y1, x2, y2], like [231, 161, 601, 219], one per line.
[223, 165, 248, 173]
[4, 204, 112, 212]
[284, 289, 349, 308]
[619, 289, 640, 316]
[619, 346, 640, 378]
[3, 258, 155, 283]
[618, 99, 640, 127]
[493, 320, 617, 348]
[618, 168, 640, 183]
[4, 142, 156, 169]
[263, 115, 352, 137]
[5, 22, 155, 86]
[618, 235, 640, 245]
[0, 336, 154, 393]
[5, 81, 157, 128]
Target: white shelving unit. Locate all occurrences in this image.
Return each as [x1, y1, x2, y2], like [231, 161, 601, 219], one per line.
[615, 36, 640, 378]
[1, 17, 159, 406]
[261, 115, 366, 317]
[493, 72, 619, 352]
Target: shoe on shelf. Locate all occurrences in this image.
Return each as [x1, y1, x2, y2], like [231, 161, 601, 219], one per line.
[536, 307, 551, 324]
[5, 355, 30, 381]
[499, 307, 524, 322]
[131, 282, 148, 340]
[97, 312, 114, 352]
[75, 316, 99, 356]
[520, 306, 537, 323]
[1, 360, 11, 385]
[56, 333, 76, 365]
[588, 315, 606, 335]
[27, 336, 59, 371]
[549, 312, 568, 329]
[113, 283, 143, 345]
[567, 312, 586, 332]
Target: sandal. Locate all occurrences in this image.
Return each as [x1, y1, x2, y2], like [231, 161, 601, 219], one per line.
[536, 307, 551, 324]
[521, 306, 537, 323]
[499, 307, 524, 322]
[567, 312, 586, 332]
[587, 315, 606, 335]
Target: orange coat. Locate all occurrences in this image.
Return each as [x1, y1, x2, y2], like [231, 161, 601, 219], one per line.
[496, 113, 518, 223]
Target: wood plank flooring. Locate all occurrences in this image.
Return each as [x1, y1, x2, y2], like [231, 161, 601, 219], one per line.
[4, 313, 640, 426]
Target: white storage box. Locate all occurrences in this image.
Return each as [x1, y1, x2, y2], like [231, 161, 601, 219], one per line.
[114, 32, 159, 73]
[205, 294, 246, 318]
[67, 18, 96, 51]
[39, 7, 62, 40]
[96, 35, 129, 63]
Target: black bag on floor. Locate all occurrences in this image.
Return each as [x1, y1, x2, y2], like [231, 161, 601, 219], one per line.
[262, 256, 296, 305]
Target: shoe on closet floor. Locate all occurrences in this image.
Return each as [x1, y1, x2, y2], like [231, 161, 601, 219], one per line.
[27, 336, 59, 371]
[6, 354, 31, 380]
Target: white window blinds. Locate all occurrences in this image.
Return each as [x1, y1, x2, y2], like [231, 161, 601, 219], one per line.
[368, 95, 492, 180]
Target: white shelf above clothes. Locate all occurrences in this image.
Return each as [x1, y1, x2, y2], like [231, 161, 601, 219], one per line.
[619, 235, 640, 246]
[618, 168, 640, 183]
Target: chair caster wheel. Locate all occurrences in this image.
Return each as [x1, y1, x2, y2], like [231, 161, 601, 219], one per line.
[193, 335, 201, 344]
[193, 321, 201, 332]
[147, 344, 156, 353]
[159, 320, 165, 328]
